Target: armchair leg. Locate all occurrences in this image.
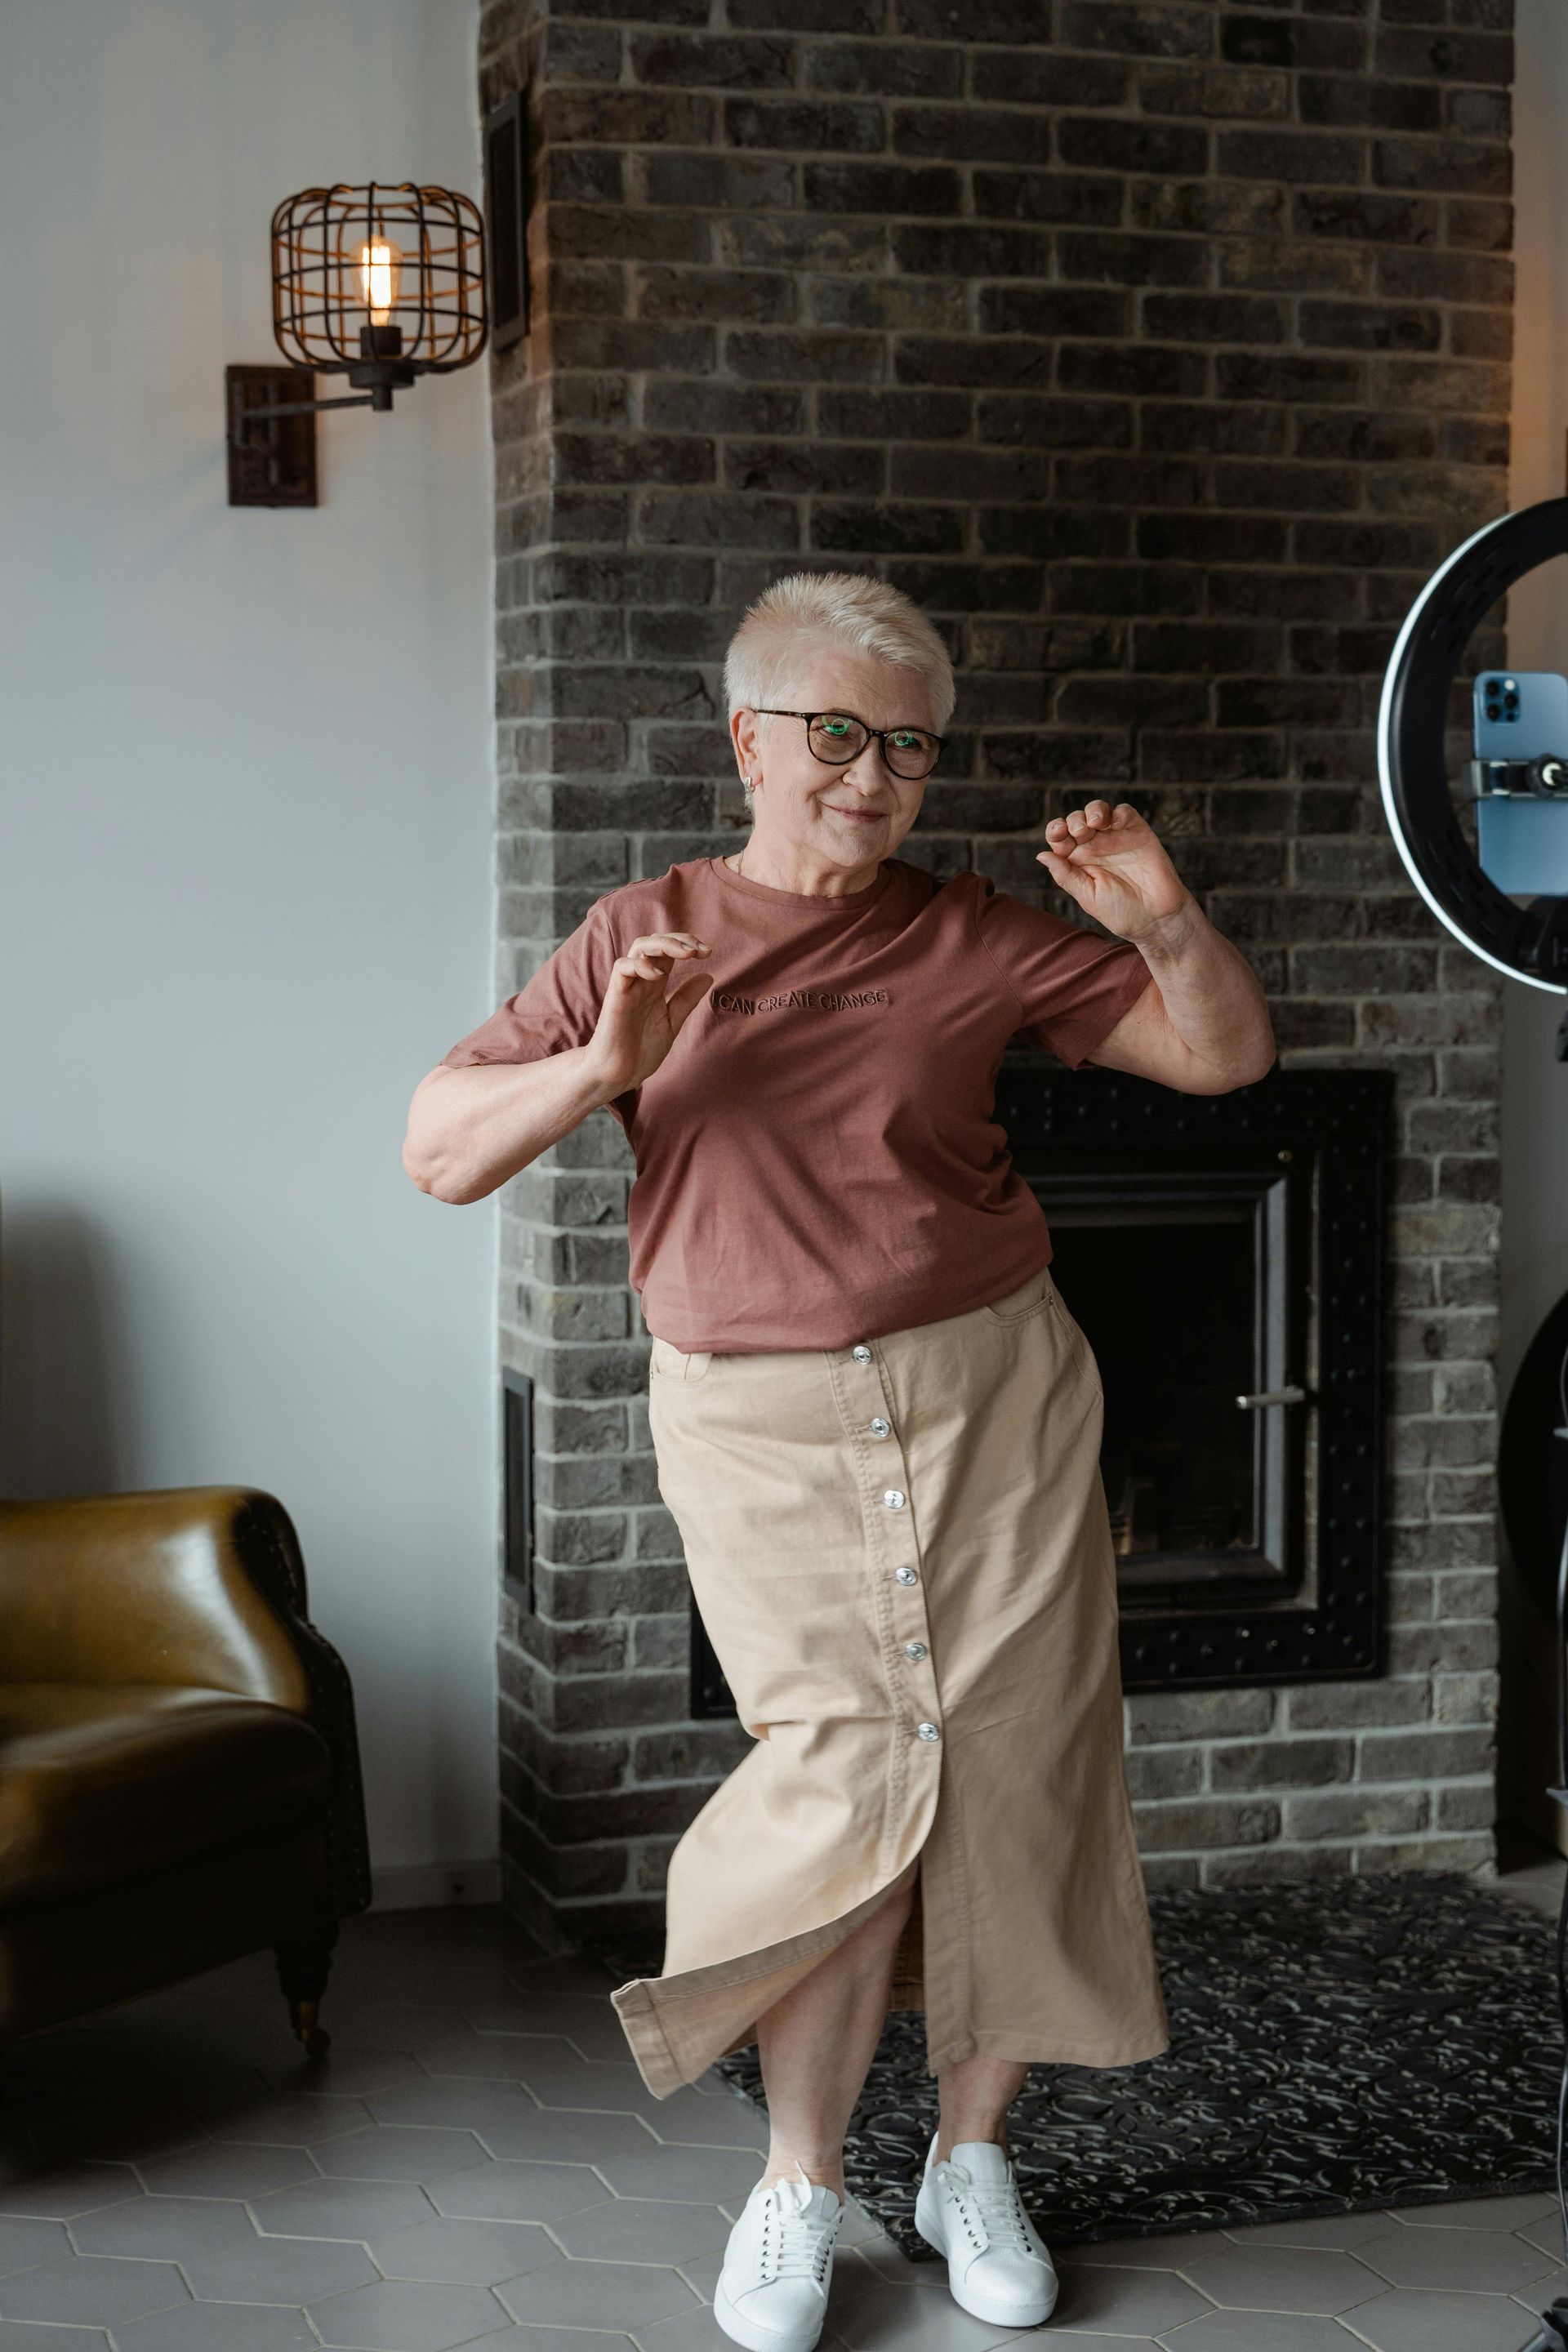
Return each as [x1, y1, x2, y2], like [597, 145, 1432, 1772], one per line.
[275, 1927, 339, 2060]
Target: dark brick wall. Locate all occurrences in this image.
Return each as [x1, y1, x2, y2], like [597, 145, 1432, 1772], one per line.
[477, 0, 1513, 1943]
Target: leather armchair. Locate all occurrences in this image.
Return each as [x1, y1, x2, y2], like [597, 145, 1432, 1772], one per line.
[0, 1485, 370, 2053]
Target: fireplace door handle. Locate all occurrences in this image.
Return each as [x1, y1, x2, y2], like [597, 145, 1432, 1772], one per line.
[1234, 1385, 1309, 1409]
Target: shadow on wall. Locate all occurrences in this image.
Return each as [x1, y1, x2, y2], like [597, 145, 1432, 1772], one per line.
[0, 1199, 140, 1497]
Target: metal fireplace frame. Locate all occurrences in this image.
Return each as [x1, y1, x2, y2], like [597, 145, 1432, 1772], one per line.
[689, 1064, 1391, 1715]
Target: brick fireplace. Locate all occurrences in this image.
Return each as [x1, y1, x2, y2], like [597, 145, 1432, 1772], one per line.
[477, 0, 1512, 1944]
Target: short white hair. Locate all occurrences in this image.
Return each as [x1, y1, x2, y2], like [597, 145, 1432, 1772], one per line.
[723, 570, 956, 732]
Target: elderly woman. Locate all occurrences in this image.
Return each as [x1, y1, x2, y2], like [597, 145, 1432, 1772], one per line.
[405, 572, 1274, 2351]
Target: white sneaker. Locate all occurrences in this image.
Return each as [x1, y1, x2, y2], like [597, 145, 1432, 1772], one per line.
[713, 2157, 845, 2352]
[915, 2132, 1059, 2327]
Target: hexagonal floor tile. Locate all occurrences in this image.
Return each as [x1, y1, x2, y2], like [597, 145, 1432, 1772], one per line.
[548, 2198, 733, 2267]
[329, 2004, 470, 2055]
[368, 2082, 541, 2133]
[306, 2278, 514, 2350]
[251, 2177, 436, 2240]
[635, 2305, 851, 2352]
[114, 2304, 319, 2352]
[1353, 2222, 1555, 2293]
[476, 2112, 660, 2166]
[1071, 2229, 1244, 2272]
[470, 1998, 635, 2063]
[496, 2260, 702, 2332]
[410, 2036, 529, 2084]
[1160, 2310, 1370, 2350]
[312, 2128, 490, 2184]
[367, 2214, 560, 2284]
[1046, 2256, 1214, 2336]
[0, 2215, 69, 2275]
[1175, 2241, 1388, 2315]
[0, 2253, 189, 2327]
[1347, 2285, 1556, 2351]
[0, 2323, 107, 2349]
[69, 2193, 258, 2259]
[181, 2232, 379, 2305]
[638, 2091, 770, 2153]
[826, 2251, 1037, 2350]
[424, 2158, 611, 2225]
[510, 2053, 667, 2118]
[261, 2050, 426, 2100]
[474, 2335, 635, 2352]
[213, 2097, 373, 2147]
[592, 2146, 764, 2207]
[1521, 2215, 1568, 2259]
[0, 2163, 140, 2218]
[136, 2140, 318, 2199]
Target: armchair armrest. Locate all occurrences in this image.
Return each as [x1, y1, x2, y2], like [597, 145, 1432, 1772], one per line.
[0, 1487, 371, 1914]
[0, 1487, 315, 1704]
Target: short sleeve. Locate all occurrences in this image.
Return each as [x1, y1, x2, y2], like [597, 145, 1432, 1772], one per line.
[439, 898, 619, 1069]
[973, 877, 1152, 1071]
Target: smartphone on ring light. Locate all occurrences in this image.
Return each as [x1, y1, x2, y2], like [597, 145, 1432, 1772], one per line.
[1472, 671, 1568, 894]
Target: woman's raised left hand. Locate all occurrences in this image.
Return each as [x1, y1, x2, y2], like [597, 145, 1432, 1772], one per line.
[1036, 800, 1192, 945]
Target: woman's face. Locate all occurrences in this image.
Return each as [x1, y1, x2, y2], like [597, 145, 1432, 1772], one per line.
[731, 650, 937, 880]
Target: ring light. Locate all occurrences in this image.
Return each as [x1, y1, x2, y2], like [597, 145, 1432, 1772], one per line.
[1377, 495, 1568, 995]
[1380, 502, 1568, 2352]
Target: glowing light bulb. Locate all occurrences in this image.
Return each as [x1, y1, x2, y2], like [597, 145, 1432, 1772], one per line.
[359, 239, 402, 323]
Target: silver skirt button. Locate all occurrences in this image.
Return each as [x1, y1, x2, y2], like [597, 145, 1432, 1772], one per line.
[882, 1489, 907, 1510]
[852, 1345, 873, 1365]
[905, 1641, 927, 1659]
[894, 1566, 918, 1585]
[916, 1722, 941, 1742]
[869, 1417, 891, 1438]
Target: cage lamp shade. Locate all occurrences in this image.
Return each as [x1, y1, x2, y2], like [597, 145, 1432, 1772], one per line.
[270, 182, 488, 403]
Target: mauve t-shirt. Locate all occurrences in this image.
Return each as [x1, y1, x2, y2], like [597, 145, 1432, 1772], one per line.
[439, 855, 1152, 1352]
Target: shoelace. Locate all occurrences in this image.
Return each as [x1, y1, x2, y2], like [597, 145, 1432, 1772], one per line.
[759, 2158, 844, 2284]
[942, 2158, 1041, 2258]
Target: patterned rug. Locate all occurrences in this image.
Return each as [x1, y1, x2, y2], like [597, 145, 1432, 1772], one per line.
[589, 1872, 1563, 2256]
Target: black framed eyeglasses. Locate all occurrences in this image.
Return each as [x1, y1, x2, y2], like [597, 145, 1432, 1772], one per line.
[753, 708, 945, 782]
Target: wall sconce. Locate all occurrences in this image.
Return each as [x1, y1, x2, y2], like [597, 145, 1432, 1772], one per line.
[227, 181, 488, 509]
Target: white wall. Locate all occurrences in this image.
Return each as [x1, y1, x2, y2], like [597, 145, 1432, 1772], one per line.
[0, 0, 500, 1897]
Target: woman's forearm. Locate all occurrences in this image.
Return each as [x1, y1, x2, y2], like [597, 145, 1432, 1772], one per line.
[403, 1046, 620, 1205]
[1131, 898, 1276, 1089]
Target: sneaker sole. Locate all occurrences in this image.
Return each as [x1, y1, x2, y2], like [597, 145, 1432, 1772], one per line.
[914, 2179, 1058, 2328]
[713, 2272, 829, 2352]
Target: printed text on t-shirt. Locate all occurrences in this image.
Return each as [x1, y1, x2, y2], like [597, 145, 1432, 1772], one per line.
[709, 987, 889, 1017]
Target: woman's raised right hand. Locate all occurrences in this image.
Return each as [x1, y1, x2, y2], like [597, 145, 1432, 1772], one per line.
[584, 931, 715, 1098]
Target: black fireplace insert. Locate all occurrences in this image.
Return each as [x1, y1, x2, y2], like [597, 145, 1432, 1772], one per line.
[689, 1065, 1391, 1709]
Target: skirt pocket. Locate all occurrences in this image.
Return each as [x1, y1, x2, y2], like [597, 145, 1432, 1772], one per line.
[649, 1336, 715, 1382]
[981, 1265, 1054, 1325]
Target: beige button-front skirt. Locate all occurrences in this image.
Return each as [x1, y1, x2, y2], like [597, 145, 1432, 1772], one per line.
[609, 1262, 1171, 2100]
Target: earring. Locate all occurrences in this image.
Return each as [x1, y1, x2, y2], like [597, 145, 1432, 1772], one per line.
[742, 774, 755, 799]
